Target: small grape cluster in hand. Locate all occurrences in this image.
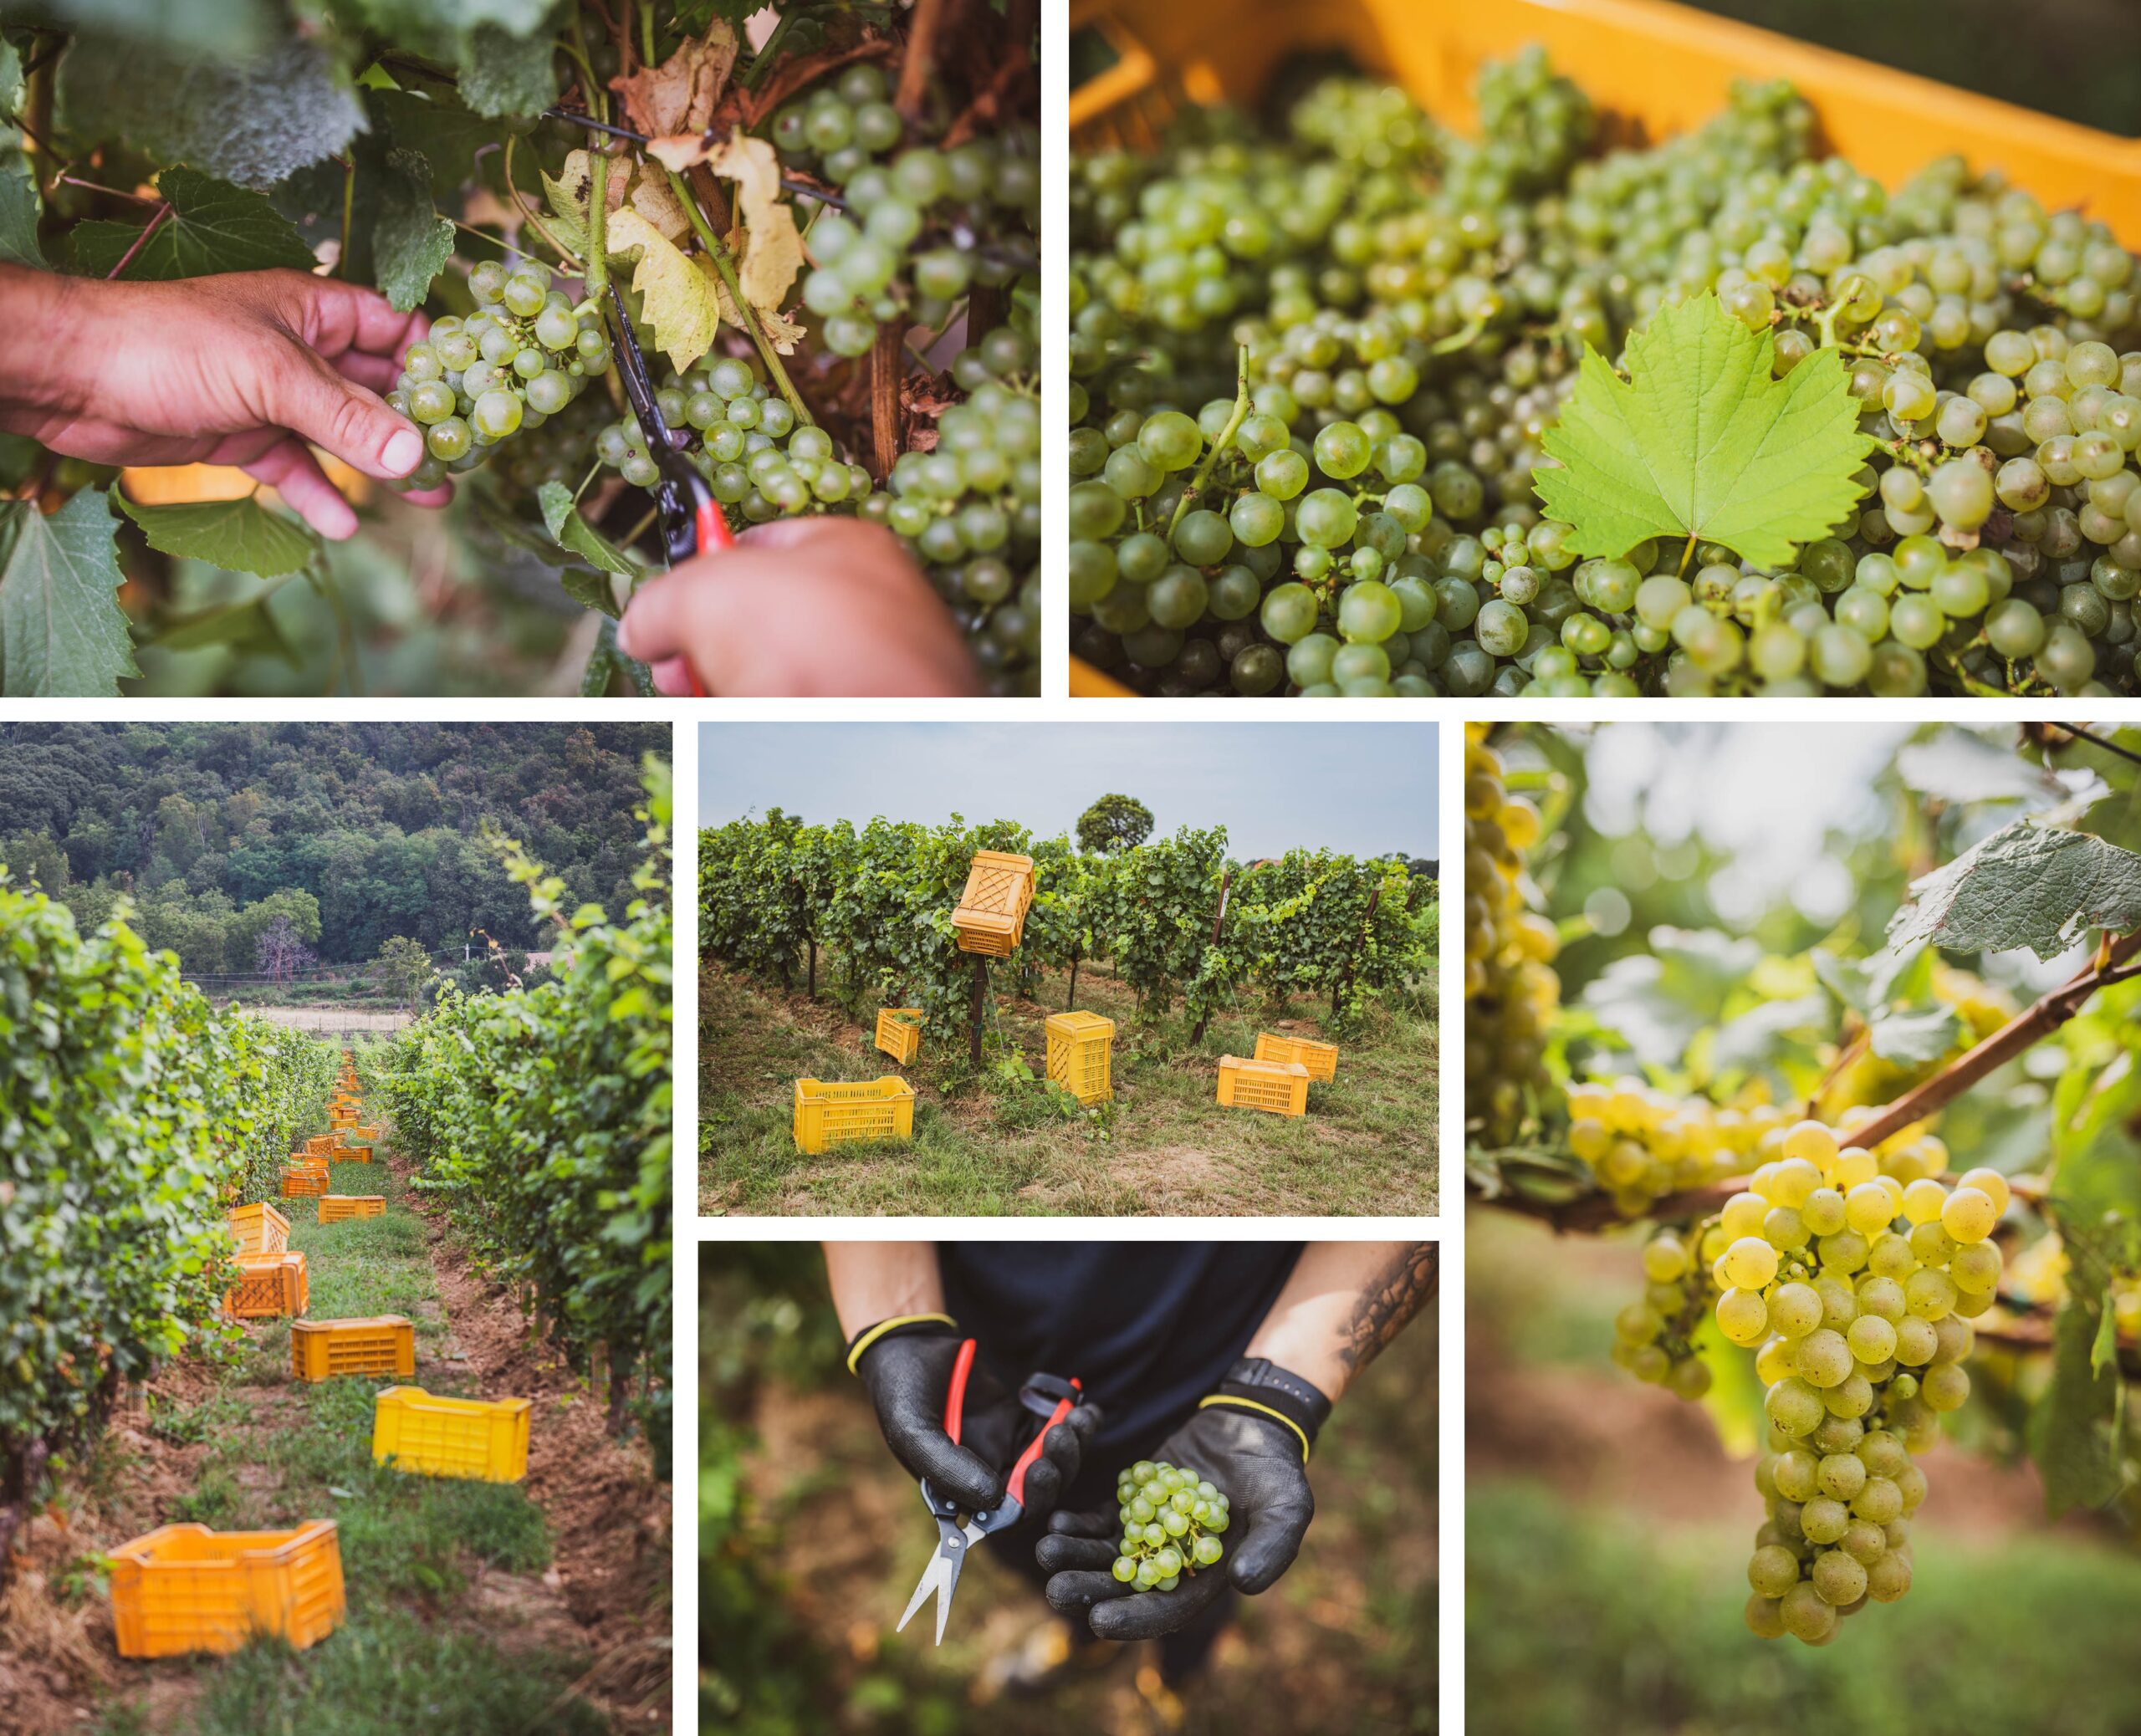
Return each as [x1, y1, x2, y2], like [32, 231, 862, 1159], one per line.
[390, 259, 608, 490]
[1111, 1459, 1228, 1591]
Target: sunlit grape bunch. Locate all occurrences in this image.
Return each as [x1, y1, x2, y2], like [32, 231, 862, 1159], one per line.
[1609, 1226, 1715, 1400]
[772, 63, 1039, 359]
[390, 259, 608, 493]
[1112, 1458, 1228, 1592]
[1566, 1080, 1787, 1217]
[1461, 726, 1560, 1146]
[1700, 1118, 2007, 1643]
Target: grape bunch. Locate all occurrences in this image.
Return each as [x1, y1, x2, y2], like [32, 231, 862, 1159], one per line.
[1111, 1458, 1228, 1591]
[1566, 1080, 1788, 1218]
[1699, 1119, 2007, 1643]
[1461, 727, 1560, 1146]
[1610, 1226, 1715, 1400]
[772, 63, 1039, 358]
[389, 258, 609, 493]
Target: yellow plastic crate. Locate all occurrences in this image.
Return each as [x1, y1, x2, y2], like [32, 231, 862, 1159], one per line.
[1067, 0, 2141, 697]
[109, 1521, 345, 1658]
[227, 1253, 309, 1320]
[338, 1141, 373, 1164]
[1046, 1012, 1116, 1105]
[792, 1076, 918, 1153]
[952, 851, 1035, 955]
[1254, 1032, 1340, 1082]
[318, 1195, 386, 1223]
[290, 1316, 416, 1383]
[372, 1387, 531, 1483]
[227, 1202, 289, 1259]
[304, 1135, 340, 1156]
[281, 1168, 328, 1199]
[1216, 1054, 1311, 1117]
[876, 1008, 923, 1065]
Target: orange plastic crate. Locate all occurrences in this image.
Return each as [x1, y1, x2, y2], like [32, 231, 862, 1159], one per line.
[290, 1316, 416, 1382]
[227, 1202, 289, 1258]
[318, 1195, 385, 1223]
[108, 1521, 345, 1658]
[372, 1387, 531, 1483]
[1046, 1012, 1115, 1105]
[1253, 1032, 1340, 1082]
[1216, 1054, 1311, 1117]
[876, 1008, 923, 1065]
[793, 1076, 918, 1153]
[304, 1135, 340, 1156]
[281, 1167, 329, 1199]
[952, 851, 1035, 955]
[227, 1253, 309, 1319]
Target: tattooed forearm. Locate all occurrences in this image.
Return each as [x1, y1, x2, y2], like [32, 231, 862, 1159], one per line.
[1339, 1243, 1438, 1374]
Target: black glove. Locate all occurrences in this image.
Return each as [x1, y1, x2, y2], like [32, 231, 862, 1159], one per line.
[1037, 1361, 1324, 1641]
[850, 1315, 1099, 1526]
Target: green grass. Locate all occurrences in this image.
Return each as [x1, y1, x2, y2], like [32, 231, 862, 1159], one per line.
[1468, 1480, 2141, 1736]
[699, 957, 1438, 1216]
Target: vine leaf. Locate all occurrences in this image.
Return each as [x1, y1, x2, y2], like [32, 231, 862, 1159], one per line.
[1886, 818, 2141, 960]
[115, 490, 316, 579]
[537, 482, 635, 614]
[371, 149, 455, 312]
[1535, 291, 1873, 567]
[456, 20, 560, 119]
[1865, 1005, 1962, 1067]
[706, 135, 805, 325]
[368, 85, 495, 195]
[610, 23, 738, 140]
[0, 488, 139, 697]
[72, 167, 314, 279]
[606, 207, 719, 373]
[2031, 1293, 2124, 1517]
[0, 43, 43, 268]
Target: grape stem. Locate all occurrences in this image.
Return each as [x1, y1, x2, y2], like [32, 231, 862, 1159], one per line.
[662, 165, 813, 426]
[2057, 721, 2141, 769]
[1166, 345, 1251, 543]
[105, 201, 169, 279]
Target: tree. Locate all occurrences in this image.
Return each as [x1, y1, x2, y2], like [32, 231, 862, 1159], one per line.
[1076, 794, 1154, 855]
[253, 915, 316, 984]
[375, 936, 435, 1011]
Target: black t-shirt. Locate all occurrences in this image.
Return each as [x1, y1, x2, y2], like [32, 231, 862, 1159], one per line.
[938, 1241, 1304, 1508]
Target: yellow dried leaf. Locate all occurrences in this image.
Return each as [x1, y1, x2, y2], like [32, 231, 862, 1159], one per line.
[607, 207, 720, 374]
[629, 169, 694, 243]
[645, 134, 715, 173]
[705, 134, 805, 324]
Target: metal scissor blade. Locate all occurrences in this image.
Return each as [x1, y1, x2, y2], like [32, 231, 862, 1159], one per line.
[895, 1519, 984, 1646]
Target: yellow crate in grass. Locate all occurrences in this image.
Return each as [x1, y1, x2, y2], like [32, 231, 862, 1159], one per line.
[281, 1167, 329, 1199]
[318, 1195, 386, 1223]
[227, 1202, 289, 1258]
[338, 1141, 373, 1164]
[876, 1008, 923, 1065]
[1253, 1032, 1339, 1082]
[290, 1317, 416, 1383]
[372, 1387, 531, 1483]
[952, 851, 1035, 955]
[304, 1135, 340, 1156]
[793, 1077, 917, 1153]
[1046, 1012, 1115, 1105]
[1216, 1055, 1311, 1117]
[227, 1252, 309, 1319]
[109, 1521, 345, 1658]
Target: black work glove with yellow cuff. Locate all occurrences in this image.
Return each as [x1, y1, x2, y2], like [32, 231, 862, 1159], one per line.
[1036, 1357, 1326, 1641]
[846, 1314, 1101, 1525]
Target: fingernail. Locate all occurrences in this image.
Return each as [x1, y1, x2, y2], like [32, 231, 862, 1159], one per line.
[383, 428, 423, 475]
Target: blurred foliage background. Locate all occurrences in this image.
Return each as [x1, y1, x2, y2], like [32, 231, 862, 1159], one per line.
[704, 1246, 1438, 1736]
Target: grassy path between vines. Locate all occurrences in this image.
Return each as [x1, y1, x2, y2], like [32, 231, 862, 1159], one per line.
[2, 1121, 669, 1735]
[699, 957, 1439, 1216]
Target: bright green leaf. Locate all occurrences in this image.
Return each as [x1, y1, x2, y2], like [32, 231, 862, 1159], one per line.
[1535, 291, 1873, 568]
[115, 491, 316, 579]
[72, 166, 315, 280]
[0, 489, 139, 697]
[537, 481, 635, 606]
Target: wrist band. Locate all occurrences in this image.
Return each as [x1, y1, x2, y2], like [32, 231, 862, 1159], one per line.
[845, 1312, 957, 1376]
[1198, 1357, 1334, 1463]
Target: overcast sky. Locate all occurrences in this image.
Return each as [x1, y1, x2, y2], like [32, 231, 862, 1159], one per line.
[698, 722, 1438, 858]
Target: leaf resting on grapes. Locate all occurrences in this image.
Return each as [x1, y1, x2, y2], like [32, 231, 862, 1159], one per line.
[115, 491, 316, 579]
[0, 488, 138, 697]
[606, 207, 720, 373]
[1535, 292, 1873, 569]
[1885, 818, 2141, 961]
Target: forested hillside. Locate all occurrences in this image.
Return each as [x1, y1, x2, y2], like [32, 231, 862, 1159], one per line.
[0, 723, 666, 969]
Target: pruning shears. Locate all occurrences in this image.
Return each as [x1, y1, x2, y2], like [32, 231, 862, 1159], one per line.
[605, 278, 733, 695]
[896, 1339, 1083, 1646]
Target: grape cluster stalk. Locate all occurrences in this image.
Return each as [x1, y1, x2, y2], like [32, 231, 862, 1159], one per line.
[1068, 49, 2141, 696]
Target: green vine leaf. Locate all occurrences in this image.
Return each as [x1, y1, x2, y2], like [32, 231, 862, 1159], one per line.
[0, 488, 140, 697]
[72, 166, 315, 280]
[1535, 291, 1873, 568]
[1887, 818, 2141, 961]
[537, 482, 636, 613]
[457, 20, 561, 118]
[115, 490, 316, 579]
[0, 43, 44, 268]
[372, 148, 456, 313]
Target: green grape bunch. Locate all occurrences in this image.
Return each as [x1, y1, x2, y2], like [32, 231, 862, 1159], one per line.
[389, 258, 610, 493]
[1111, 1458, 1229, 1591]
[1461, 726, 1561, 1143]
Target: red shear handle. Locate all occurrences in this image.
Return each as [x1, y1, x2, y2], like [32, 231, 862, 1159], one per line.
[1005, 1382, 1079, 1509]
[682, 497, 732, 697]
[943, 1338, 979, 1448]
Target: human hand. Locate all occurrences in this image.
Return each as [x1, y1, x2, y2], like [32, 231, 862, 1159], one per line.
[855, 1323, 1099, 1525]
[1037, 1405, 1315, 1640]
[614, 515, 979, 696]
[0, 265, 447, 538]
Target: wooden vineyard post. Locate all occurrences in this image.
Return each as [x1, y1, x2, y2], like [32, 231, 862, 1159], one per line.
[1334, 887, 1384, 1016]
[1067, 943, 1080, 1011]
[969, 956, 988, 1069]
[1188, 868, 1234, 1046]
[807, 937, 817, 1001]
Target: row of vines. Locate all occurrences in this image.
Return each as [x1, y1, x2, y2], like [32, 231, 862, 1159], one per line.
[697, 814, 1435, 1043]
[371, 757, 673, 1460]
[0, 874, 334, 1575]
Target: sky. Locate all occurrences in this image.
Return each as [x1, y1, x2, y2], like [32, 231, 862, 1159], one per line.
[698, 722, 1438, 858]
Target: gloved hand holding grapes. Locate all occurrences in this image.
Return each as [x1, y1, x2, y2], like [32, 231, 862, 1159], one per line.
[0, 265, 448, 539]
[1036, 1400, 1317, 1640]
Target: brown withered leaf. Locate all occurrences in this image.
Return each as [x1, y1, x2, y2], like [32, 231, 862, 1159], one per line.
[645, 133, 715, 172]
[611, 22, 738, 140]
[730, 38, 897, 129]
